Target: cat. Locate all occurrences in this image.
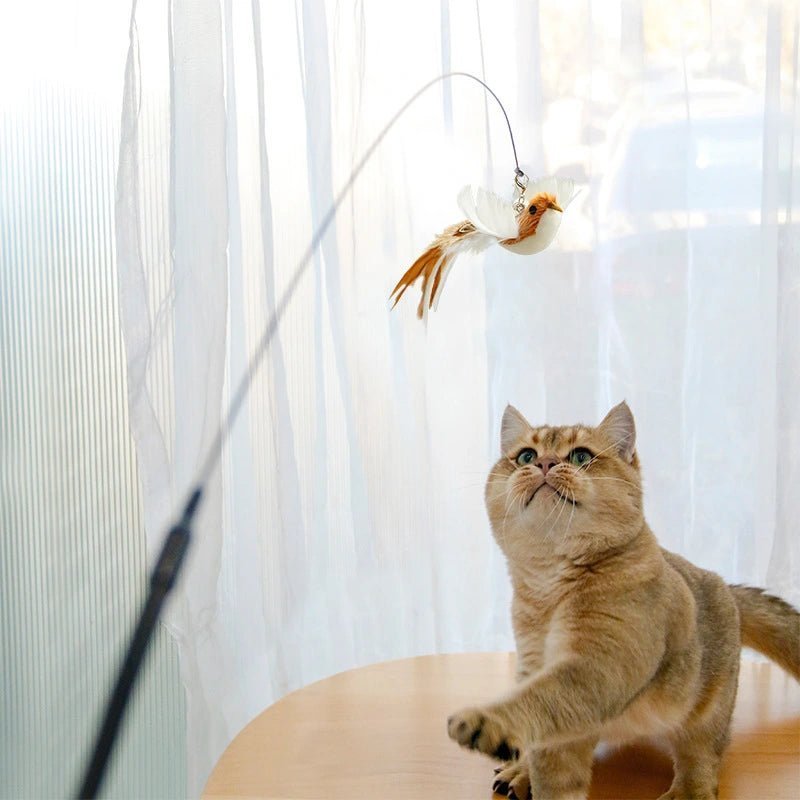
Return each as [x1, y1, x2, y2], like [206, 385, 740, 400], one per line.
[447, 401, 799, 800]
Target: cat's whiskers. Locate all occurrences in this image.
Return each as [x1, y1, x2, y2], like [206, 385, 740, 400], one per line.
[468, 468, 512, 479]
[564, 487, 577, 539]
[515, 485, 529, 515]
[499, 476, 525, 505]
[454, 480, 501, 491]
[584, 476, 640, 491]
[535, 485, 570, 530]
[549, 493, 570, 539]
[544, 487, 571, 540]
[456, 470, 511, 489]
[578, 433, 635, 472]
[503, 482, 533, 546]
[498, 482, 525, 549]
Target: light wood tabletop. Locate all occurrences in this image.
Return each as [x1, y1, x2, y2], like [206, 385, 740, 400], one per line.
[203, 653, 800, 800]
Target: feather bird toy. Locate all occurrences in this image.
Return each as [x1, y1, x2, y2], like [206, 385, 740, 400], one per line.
[390, 173, 576, 319]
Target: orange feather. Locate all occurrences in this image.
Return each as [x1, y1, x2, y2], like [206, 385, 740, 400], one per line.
[390, 244, 442, 310]
[390, 221, 475, 318]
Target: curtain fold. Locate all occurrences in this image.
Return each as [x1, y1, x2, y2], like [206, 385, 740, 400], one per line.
[116, 0, 800, 793]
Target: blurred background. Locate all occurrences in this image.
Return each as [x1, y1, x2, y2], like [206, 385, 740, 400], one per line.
[1, 0, 798, 797]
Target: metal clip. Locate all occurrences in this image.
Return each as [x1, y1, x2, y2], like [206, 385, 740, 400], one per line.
[513, 168, 528, 214]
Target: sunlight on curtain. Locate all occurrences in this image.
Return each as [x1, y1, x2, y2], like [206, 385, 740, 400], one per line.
[114, 0, 799, 794]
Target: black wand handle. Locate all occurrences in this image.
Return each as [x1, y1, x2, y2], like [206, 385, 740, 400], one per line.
[76, 488, 203, 799]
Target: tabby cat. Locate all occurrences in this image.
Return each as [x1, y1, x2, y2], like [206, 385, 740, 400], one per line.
[447, 402, 799, 800]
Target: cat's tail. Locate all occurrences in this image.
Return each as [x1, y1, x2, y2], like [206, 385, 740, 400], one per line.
[730, 584, 800, 680]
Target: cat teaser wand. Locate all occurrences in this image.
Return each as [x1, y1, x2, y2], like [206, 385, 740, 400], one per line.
[76, 71, 570, 798]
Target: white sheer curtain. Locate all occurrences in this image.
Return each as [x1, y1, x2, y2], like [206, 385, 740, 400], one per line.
[116, 0, 800, 793]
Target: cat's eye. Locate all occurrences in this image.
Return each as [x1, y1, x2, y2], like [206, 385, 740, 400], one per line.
[568, 448, 594, 467]
[516, 448, 537, 466]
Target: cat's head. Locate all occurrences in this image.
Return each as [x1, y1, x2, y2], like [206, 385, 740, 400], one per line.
[485, 402, 644, 564]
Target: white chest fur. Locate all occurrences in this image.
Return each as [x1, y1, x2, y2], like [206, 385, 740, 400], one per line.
[511, 564, 571, 676]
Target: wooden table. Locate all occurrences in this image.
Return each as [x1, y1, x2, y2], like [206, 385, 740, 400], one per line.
[203, 653, 800, 799]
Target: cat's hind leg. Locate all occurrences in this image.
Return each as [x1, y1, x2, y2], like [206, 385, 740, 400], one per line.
[658, 667, 738, 800]
[657, 739, 724, 800]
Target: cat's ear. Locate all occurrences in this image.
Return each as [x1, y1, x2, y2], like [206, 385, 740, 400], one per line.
[501, 405, 531, 453]
[597, 401, 636, 462]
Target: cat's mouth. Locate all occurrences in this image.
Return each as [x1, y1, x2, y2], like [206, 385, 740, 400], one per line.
[552, 486, 579, 506]
[524, 482, 552, 507]
[523, 479, 580, 508]
[535, 479, 580, 507]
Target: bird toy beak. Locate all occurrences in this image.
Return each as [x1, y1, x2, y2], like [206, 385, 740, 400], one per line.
[547, 200, 564, 213]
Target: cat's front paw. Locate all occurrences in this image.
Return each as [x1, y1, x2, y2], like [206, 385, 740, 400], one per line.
[493, 758, 531, 799]
[447, 706, 520, 761]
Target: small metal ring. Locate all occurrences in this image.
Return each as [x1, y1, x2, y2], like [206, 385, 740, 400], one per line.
[513, 169, 528, 214]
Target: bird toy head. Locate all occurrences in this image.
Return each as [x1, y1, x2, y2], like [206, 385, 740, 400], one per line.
[502, 176, 576, 256]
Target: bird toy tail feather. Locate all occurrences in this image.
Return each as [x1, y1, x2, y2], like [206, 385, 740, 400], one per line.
[390, 244, 454, 319]
[431, 260, 454, 310]
[390, 220, 483, 318]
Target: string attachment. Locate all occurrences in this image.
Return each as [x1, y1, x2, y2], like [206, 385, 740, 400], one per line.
[513, 168, 529, 214]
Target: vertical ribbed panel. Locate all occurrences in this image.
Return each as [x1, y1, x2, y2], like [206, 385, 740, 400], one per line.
[0, 88, 186, 799]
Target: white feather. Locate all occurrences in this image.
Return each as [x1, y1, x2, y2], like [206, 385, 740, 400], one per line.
[451, 229, 496, 256]
[502, 211, 561, 255]
[432, 260, 455, 310]
[423, 228, 494, 316]
[457, 185, 518, 240]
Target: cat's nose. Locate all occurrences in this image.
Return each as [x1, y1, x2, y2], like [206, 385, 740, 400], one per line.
[535, 457, 559, 475]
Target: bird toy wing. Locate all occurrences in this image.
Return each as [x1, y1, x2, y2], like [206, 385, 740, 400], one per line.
[390, 172, 575, 319]
[456, 185, 518, 240]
